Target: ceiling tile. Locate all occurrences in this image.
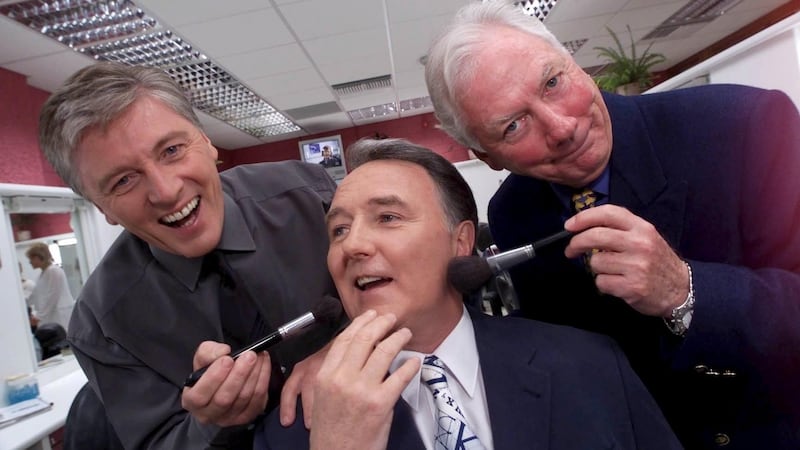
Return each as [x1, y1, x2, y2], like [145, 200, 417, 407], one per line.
[218, 43, 312, 80]
[4, 51, 93, 92]
[269, 86, 337, 110]
[296, 112, 354, 134]
[278, 0, 383, 40]
[547, 0, 629, 23]
[0, 16, 67, 64]
[175, 9, 294, 58]
[137, 0, 270, 27]
[248, 68, 328, 98]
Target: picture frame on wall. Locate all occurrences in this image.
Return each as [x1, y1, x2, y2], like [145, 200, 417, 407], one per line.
[298, 134, 346, 182]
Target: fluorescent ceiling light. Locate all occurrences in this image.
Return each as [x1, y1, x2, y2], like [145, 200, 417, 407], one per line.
[0, 0, 300, 140]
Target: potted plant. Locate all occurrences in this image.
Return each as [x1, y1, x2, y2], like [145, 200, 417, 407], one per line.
[593, 26, 666, 95]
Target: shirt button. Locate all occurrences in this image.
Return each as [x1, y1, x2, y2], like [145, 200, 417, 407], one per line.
[714, 433, 731, 446]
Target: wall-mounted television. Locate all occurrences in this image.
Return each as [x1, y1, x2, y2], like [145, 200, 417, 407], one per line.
[298, 134, 346, 182]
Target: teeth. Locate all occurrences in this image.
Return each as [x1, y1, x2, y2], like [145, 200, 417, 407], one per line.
[356, 276, 383, 288]
[162, 197, 199, 224]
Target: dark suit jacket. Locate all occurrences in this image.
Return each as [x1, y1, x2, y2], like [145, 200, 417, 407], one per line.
[256, 308, 682, 450]
[488, 84, 800, 449]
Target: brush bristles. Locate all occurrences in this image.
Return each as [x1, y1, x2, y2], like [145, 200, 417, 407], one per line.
[447, 256, 495, 294]
[312, 295, 344, 325]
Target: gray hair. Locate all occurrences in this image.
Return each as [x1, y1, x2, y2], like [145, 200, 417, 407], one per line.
[38, 62, 201, 196]
[425, 0, 568, 151]
[346, 138, 478, 238]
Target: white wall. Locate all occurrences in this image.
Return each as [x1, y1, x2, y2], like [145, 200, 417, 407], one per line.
[454, 159, 509, 224]
[711, 26, 800, 107]
[650, 12, 800, 112]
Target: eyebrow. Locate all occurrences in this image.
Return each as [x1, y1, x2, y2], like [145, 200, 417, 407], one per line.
[326, 194, 407, 224]
[95, 130, 192, 193]
[485, 63, 556, 131]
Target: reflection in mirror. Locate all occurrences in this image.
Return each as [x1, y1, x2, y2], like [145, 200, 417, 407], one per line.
[10, 212, 82, 363]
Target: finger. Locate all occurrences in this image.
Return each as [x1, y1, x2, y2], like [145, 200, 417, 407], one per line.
[339, 313, 398, 371]
[193, 341, 231, 369]
[183, 355, 234, 406]
[226, 351, 265, 418]
[279, 362, 301, 427]
[383, 356, 421, 399]
[223, 352, 272, 427]
[206, 350, 260, 420]
[301, 386, 314, 429]
[362, 327, 412, 381]
[320, 309, 378, 373]
[181, 356, 234, 421]
[565, 204, 634, 232]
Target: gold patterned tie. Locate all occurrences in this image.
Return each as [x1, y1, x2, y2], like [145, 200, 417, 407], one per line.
[571, 188, 599, 272]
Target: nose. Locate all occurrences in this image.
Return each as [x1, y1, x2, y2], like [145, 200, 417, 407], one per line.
[145, 166, 182, 206]
[537, 105, 577, 149]
[339, 220, 375, 260]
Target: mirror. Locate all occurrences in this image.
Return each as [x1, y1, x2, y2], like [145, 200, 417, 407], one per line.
[12, 212, 84, 299]
[0, 184, 123, 406]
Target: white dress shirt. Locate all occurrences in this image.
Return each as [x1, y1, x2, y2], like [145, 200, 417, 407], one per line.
[389, 307, 494, 450]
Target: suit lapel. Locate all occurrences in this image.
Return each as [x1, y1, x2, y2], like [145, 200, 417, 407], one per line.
[604, 92, 688, 248]
[388, 400, 426, 450]
[471, 310, 552, 450]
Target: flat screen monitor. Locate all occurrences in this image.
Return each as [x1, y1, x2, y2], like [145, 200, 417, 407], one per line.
[298, 135, 346, 182]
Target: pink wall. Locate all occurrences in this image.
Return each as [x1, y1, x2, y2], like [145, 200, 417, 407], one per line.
[0, 68, 65, 187]
[217, 113, 471, 170]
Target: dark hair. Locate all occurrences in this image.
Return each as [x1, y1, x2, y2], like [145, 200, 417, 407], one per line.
[346, 138, 479, 236]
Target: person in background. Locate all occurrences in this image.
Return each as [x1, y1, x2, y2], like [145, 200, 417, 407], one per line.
[424, 2, 800, 448]
[19, 261, 36, 304]
[25, 242, 74, 331]
[318, 145, 342, 168]
[256, 138, 681, 450]
[38, 62, 344, 449]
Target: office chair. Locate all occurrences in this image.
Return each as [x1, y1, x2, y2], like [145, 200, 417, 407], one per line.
[33, 323, 69, 360]
[63, 383, 124, 450]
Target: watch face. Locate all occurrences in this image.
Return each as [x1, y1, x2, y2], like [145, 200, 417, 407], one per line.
[681, 311, 694, 329]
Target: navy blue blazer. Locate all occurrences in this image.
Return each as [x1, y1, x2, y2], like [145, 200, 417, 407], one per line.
[488, 84, 800, 449]
[256, 308, 682, 449]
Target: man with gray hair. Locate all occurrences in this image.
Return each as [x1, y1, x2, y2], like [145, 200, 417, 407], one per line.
[39, 62, 343, 449]
[425, 2, 800, 449]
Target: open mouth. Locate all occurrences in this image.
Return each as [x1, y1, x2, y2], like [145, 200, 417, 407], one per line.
[355, 275, 392, 291]
[160, 197, 200, 228]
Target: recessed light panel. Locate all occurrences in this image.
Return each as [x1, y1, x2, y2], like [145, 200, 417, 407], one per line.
[0, 0, 300, 140]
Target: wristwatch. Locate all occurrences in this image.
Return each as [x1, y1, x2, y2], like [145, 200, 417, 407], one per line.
[665, 261, 695, 337]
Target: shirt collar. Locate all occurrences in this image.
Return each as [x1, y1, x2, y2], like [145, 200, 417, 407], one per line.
[391, 306, 480, 412]
[149, 191, 256, 291]
[550, 164, 611, 212]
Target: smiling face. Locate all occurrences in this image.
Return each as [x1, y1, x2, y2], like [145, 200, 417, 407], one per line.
[457, 26, 612, 188]
[76, 95, 224, 258]
[326, 160, 472, 352]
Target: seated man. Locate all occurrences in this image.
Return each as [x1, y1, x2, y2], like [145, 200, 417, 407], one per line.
[256, 138, 681, 449]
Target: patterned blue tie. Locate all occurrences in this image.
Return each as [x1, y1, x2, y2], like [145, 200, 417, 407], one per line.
[421, 355, 485, 450]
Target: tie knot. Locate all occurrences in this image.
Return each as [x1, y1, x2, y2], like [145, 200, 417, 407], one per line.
[421, 355, 447, 385]
[571, 188, 598, 212]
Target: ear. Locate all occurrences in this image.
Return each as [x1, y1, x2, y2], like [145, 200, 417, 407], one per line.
[452, 220, 476, 257]
[201, 131, 218, 162]
[93, 203, 119, 226]
[472, 149, 505, 171]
